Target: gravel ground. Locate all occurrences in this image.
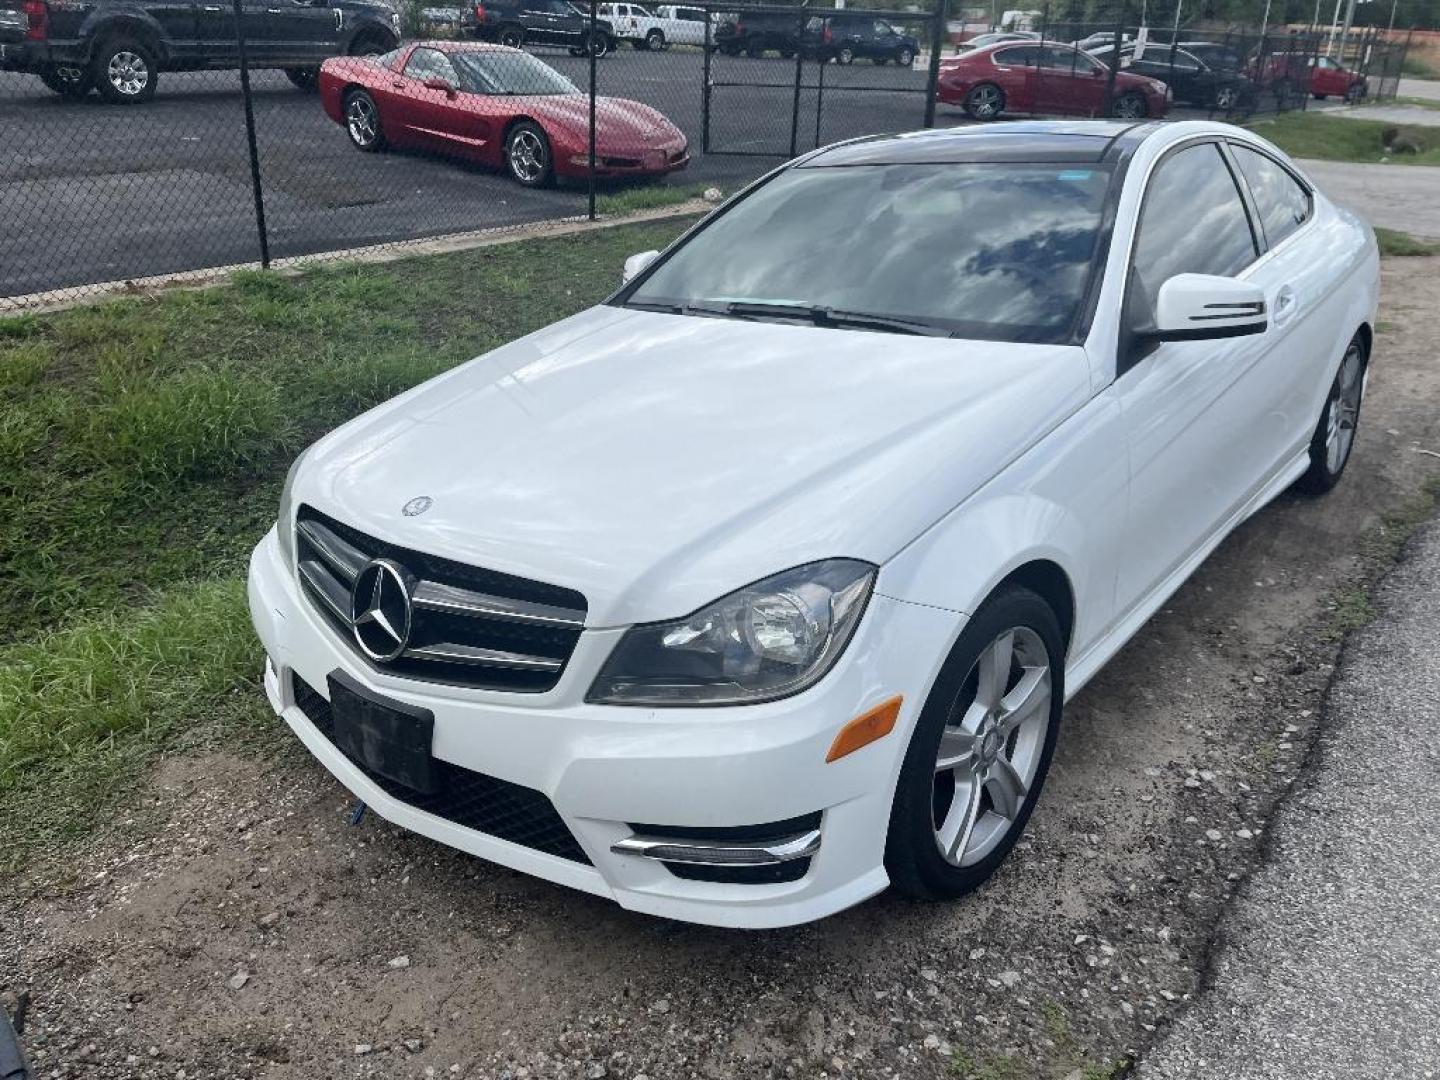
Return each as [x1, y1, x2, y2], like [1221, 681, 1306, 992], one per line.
[3, 257, 1440, 1080]
[1139, 519, 1440, 1080]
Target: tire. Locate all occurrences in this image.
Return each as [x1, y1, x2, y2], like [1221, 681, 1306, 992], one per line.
[498, 24, 525, 48]
[505, 120, 553, 187]
[885, 585, 1064, 900]
[646, 29, 666, 50]
[285, 66, 319, 91]
[779, 46, 795, 58]
[1295, 334, 1367, 496]
[343, 88, 385, 152]
[583, 31, 611, 57]
[1213, 84, 1238, 111]
[963, 82, 1004, 120]
[896, 46, 914, 66]
[39, 64, 93, 98]
[745, 41, 764, 58]
[92, 36, 158, 104]
[1110, 91, 1148, 118]
[836, 45, 854, 65]
[349, 33, 391, 57]
[1313, 91, 1326, 100]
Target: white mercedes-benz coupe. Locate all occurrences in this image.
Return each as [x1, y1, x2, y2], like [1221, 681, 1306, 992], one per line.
[248, 120, 1377, 928]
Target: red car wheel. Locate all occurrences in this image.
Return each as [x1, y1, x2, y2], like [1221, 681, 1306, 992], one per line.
[506, 121, 553, 187]
[344, 89, 386, 152]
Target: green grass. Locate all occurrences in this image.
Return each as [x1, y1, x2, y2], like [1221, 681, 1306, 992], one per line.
[1375, 227, 1440, 256]
[1400, 54, 1439, 79]
[1244, 112, 1440, 165]
[1393, 95, 1440, 112]
[0, 217, 691, 872]
[595, 181, 713, 217]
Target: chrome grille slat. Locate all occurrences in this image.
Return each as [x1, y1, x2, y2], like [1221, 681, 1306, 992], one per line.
[404, 642, 564, 671]
[294, 506, 586, 693]
[411, 580, 585, 628]
[298, 558, 352, 622]
[296, 518, 368, 584]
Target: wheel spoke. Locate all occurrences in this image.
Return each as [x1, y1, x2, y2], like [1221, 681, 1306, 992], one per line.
[934, 727, 974, 774]
[997, 665, 1049, 736]
[984, 756, 1027, 820]
[936, 775, 982, 861]
[975, 630, 1013, 710]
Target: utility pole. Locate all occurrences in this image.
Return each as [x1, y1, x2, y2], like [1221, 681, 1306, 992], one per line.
[1338, 0, 1357, 58]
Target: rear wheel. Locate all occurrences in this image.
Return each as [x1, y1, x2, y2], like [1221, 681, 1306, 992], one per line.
[39, 64, 92, 98]
[896, 46, 914, 66]
[348, 34, 390, 57]
[1110, 91, 1148, 118]
[836, 45, 854, 65]
[498, 24, 525, 48]
[93, 37, 158, 104]
[1213, 84, 1238, 111]
[963, 82, 1004, 120]
[885, 586, 1064, 900]
[344, 88, 385, 152]
[505, 120, 553, 187]
[646, 29, 666, 50]
[745, 41, 764, 57]
[583, 30, 612, 57]
[1296, 334, 1367, 495]
[285, 66, 319, 91]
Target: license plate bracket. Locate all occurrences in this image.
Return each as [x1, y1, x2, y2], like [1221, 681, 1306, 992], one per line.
[326, 670, 437, 795]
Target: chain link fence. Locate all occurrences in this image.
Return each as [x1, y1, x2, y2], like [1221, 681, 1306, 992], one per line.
[0, 0, 1412, 312]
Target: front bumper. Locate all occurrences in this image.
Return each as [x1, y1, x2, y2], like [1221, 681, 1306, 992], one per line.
[247, 527, 962, 928]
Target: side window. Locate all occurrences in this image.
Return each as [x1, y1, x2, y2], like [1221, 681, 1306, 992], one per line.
[874, 20, 892, 35]
[994, 45, 1038, 65]
[405, 48, 456, 84]
[1130, 142, 1258, 325]
[1231, 145, 1311, 248]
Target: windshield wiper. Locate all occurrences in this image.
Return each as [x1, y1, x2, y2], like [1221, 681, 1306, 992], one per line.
[719, 301, 954, 337]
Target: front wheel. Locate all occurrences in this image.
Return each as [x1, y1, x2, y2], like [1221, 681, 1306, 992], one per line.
[1110, 92, 1148, 118]
[896, 47, 914, 66]
[583, 30, 612, 57]
[93, 37, 158, 104]
[505, 120, 553, 187]
[963, 82, 1004, 120]
[498, 25, 525, 48]
[40, 64, 93, 98]
[646, 29, 666, 50]
[343, 88, 385, 152]
[836, 45, 854, 65]
[1296, 335, 1367, 495]
[886, 586, 1064, 900]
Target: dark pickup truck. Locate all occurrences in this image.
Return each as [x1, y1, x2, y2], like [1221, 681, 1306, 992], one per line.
[0, 0, 400, 102]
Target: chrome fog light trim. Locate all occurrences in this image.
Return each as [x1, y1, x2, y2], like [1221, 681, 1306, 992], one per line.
[611, 829, 821, 867]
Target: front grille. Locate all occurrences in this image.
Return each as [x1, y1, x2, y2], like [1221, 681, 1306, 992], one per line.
[292, 673, 590, 864]
[294, 505, 587, 693]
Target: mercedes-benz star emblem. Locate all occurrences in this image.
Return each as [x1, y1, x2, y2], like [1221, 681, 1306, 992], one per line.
[402, 495, 433, 517]
[350, 559, 414, 662]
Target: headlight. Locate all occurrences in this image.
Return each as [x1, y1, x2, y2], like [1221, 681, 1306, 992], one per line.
[275, 448, 310, 570]
[587, 559, 875, 706]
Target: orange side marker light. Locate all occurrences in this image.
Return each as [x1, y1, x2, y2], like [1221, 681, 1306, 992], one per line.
[826, 695, 903, 763]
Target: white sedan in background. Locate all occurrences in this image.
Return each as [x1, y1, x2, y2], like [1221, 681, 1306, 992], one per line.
[248, 120, 1377, 928]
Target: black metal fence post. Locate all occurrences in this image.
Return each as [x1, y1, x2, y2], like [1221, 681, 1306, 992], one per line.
[788, 2, 808, 159]
[1103, 8, 1123, 116]
[233, 0, 269, 268]
[702, 10, 712, 154]
[923, 0, 947, 127]
[588, 0, 597, 220]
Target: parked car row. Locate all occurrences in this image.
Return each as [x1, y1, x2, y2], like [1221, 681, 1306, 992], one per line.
[714, 10, 918, 65]
[936, 41, 1170, 121]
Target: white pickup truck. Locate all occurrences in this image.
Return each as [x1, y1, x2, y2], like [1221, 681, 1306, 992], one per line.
[597, 3, 714, 49]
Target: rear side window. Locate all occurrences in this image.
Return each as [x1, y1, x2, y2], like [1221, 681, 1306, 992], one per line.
[1231, 145, 1312, 248]
[994, 45, 1039, 65]
[1130, 142, 1258, 324]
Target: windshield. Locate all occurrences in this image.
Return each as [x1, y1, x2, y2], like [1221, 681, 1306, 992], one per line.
[622, 162, 1115, 343]
[454, 50, 579, 95]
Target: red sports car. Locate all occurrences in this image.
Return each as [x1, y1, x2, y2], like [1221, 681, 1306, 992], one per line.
[319, 42, 689, 187]
[936, 42, 1170, 120]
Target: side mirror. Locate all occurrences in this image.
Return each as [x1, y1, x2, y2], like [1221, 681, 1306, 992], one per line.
[423, 77, 458, 96]
[622, 249, 660, 283]
[1146, 273, 1267, 342]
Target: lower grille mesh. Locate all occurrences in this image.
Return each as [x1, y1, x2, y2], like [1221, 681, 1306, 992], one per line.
[292, 673, 590, 864]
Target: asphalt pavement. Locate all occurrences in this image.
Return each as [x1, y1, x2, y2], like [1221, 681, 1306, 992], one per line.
[0, 48, 942, 299]
[1296, 158, 1440, 240]
[1139, 517, 1440, 1080]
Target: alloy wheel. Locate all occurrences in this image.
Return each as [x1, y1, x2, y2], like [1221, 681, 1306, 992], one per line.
[931, 626, 1052, 868]
[347, 95, 378, 147]
[967, 84, 1001, 118]
[1215, 85, 1236, 110]
[1325, 342, 1364, 474]
[107, 50, 148, 97]
[509, 129, 546, 183]
[1111, 93, 1145, 118]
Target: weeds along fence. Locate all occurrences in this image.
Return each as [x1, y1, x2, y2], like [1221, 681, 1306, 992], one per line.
[0, 0, 1411, 312]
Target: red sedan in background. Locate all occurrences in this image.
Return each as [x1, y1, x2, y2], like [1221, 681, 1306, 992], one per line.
[1309, 54, 1367, 100]
[937, 42, 1170, 120]
[319, 43, 688, 187]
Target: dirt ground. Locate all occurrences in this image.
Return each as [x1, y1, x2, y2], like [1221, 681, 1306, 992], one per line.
[5, 258, 1440, 1080]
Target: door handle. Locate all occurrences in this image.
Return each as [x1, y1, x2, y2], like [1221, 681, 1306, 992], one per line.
[1273, 284, 1299, 326]
[392, 79, 406, 87]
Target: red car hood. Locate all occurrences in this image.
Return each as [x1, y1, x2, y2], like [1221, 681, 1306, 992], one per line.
[518, 94, 683, 149]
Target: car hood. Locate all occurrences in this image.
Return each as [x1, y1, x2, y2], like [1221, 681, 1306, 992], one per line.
[521, 95, 681, 146]
[299, 307, 1090, 626]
